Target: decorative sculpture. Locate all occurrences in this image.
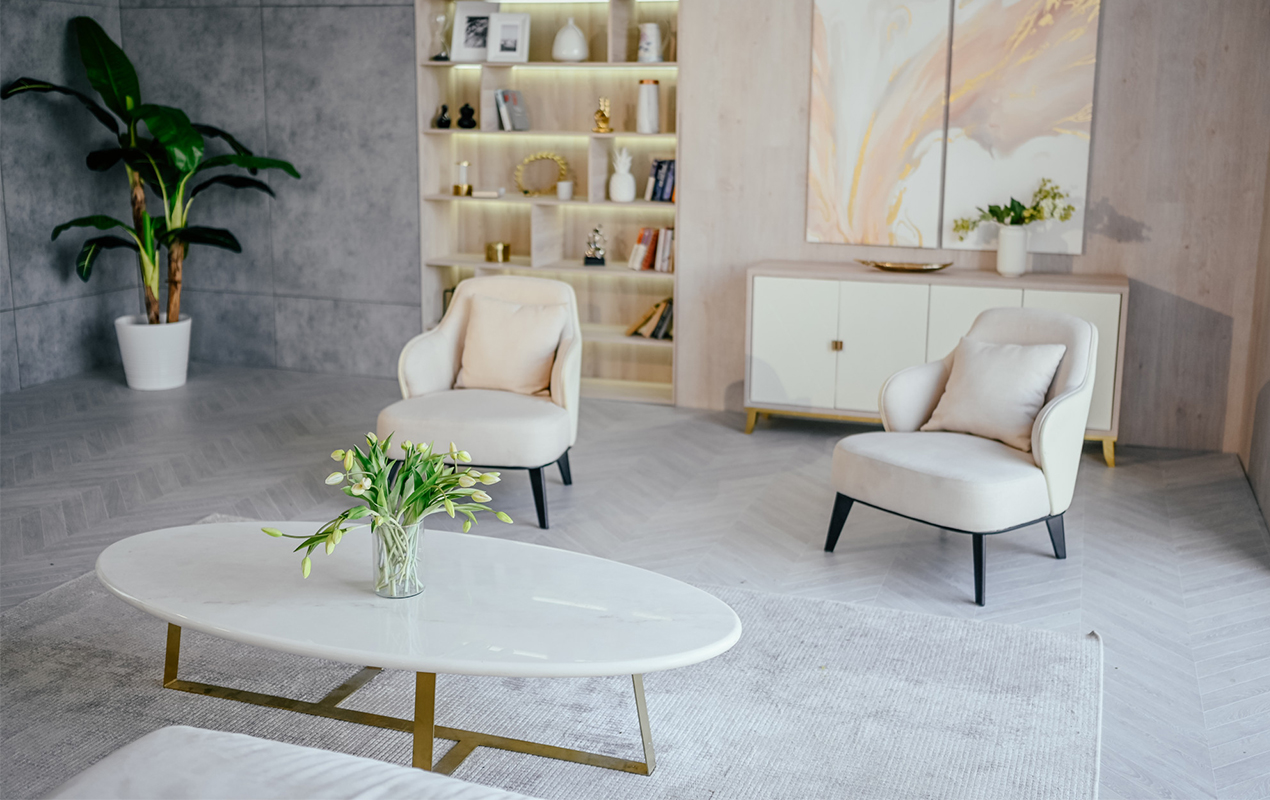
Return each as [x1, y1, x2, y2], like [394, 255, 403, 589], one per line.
[584, 225, 606, 266]
[592, 96, 612, 134]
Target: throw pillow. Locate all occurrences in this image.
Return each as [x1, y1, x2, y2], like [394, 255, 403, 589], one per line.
[920, 338, 1067, 452]
[456, 295, 569, 396]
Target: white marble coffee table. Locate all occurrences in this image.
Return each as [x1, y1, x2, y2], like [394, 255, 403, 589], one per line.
[96, 522, 741, 776]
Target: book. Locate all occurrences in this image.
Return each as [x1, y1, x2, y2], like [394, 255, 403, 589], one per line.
[664, 228, 675, 272]
[641, 229, 661, 270]
[660, 161, 676, 201]
[495, 91, 512, 131]
[652, 160, 670, 200]
[496, 89, 530, 131]
[657, 228, 674, 272]
[653, 228, 667, 275]
[650, 298, 673, 340]
[643, 160, 661, 201]
[627, 227, 649, 270]
[624, 300, 660, 336]
[636, 301, 667, 338]
[471, 188, 506, 199]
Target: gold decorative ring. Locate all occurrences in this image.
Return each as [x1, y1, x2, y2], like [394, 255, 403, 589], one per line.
[514, 152, 570, 197]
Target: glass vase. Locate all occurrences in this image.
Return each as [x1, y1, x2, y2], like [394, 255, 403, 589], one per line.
[372, 521, 424, 599]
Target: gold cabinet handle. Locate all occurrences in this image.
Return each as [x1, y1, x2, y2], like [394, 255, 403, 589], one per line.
[831, 340, 843, 351]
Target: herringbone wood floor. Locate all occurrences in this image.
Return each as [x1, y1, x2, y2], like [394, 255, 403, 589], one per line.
[2, 365, 1269, 798]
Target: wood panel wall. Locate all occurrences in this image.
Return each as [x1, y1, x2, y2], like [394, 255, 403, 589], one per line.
[675, 0, 1270, 453]
[1242, 149, 1270, 521]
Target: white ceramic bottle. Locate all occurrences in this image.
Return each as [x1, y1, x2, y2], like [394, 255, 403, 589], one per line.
[636, 79, 660, 134]
[552, 18, 588, 62]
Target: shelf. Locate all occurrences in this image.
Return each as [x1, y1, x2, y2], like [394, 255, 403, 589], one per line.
[423, 130, 677, 140]
[581, 323, 673, 348]
[423, 61, 678, 69]
[581, 378, 673, 405]
[424, 194, 675, 209]
[426, 254, 675, 279]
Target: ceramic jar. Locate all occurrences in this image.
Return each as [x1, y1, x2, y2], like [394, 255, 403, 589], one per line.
[636, 79, 660, 134]
[552, 18, 588, 62]
[996, 226, 1028, 277]
[637, 23, 663, 62]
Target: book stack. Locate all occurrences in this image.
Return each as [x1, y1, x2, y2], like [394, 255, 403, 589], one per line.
[495, 90, 530, 131]
[643, 159, 676, 203]
[625, 297, 674, 340]
[627, 227, 674, 272]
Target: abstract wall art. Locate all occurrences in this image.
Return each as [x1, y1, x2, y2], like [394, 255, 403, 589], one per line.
[806, 0, 1102, 253]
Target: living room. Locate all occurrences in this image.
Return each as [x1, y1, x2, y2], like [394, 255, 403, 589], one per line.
[2, 1, 1269, 798]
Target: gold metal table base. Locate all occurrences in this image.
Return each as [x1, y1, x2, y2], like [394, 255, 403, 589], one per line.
[162, 624, 655, 776]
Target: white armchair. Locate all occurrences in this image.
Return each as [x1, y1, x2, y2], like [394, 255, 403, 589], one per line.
[377, 276, 582, 529]
[825, 307, 1098, 605]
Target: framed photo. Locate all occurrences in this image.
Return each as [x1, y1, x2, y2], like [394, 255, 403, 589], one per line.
[450, 1, 499, 63]
[486, 13, 531, 63]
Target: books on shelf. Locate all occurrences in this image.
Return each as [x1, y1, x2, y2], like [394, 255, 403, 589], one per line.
[495, 90, 530, 131]
[627, 227, 674, 272]
[624, 297, 674, 341]
[642, 158, 676, 202]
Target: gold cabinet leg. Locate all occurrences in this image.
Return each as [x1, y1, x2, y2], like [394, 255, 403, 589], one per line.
[744, 408, 758, 435]
[164, 624, 181, 687]
[1102, 439, 1116, 468]
[414, 672, 436, 770]
[631, 674, 656, 775]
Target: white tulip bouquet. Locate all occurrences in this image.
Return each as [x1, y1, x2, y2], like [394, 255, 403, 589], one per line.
[263, 432, 510, 596]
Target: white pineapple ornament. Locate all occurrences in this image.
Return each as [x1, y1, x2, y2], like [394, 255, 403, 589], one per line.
[608, 148, 636, 203]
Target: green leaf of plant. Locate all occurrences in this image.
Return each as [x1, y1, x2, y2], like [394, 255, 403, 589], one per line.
[71, 17, 140, 120]
[197, 153, 300, 179]
[163, 226, 242, 253]
[189, 175, 275, 200]
[133, 104, 204, 173]
[52, 215, 133, 241]
[191, 124, 254, 158]
[85, 147, 128, 172]
[75, 235, 138, 282]
[1, 77, 120, 135]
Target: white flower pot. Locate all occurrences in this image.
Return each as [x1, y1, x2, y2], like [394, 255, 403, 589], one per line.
[115, 314, 192, 391]
[996, 226, 1028, 277]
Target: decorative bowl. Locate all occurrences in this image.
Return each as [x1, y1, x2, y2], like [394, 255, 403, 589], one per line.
[857, 260, 952, 273]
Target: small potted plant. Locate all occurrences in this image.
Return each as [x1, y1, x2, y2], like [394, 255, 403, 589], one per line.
[951, 178, 1076, 277]
[263, 434, 512, 599]
[2, 18, 299, 390]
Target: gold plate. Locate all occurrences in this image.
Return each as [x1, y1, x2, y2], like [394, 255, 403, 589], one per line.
[858, 260, 952, 272]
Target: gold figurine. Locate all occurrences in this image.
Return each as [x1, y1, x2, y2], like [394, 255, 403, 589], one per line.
[592, 96, 612, 133]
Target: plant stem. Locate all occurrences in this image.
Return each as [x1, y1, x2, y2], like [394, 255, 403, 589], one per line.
[127, 167, 160, 325]
[166, 241, 185, 323]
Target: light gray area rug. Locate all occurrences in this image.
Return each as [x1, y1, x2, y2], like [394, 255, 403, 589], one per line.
[2, 566, 1102, 800]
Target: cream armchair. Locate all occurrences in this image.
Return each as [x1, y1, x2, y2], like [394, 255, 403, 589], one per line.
[824, 308, 1098, 605]
[377, 276, 582, 529]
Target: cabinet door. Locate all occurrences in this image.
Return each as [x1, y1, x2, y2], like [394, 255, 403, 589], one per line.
[835, 282, 930, 413]
[1023, 290, 1122, 431]
[749, 277, 840, 408]
[926, 285, 1023, 361]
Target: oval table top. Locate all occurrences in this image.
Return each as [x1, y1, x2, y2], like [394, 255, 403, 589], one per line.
[96, 522, 742, 678]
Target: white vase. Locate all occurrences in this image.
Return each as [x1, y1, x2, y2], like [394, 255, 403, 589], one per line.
[609, 171, 636, 203]
[114, 313, 192, 391]
[552, 18, 588, 62]
[636, 80, 660, 134]
[637, 23, 663, 62]
[996, 226, 1028, 277]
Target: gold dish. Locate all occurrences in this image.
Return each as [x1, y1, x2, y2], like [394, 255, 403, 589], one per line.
[858, 260, 952, 272]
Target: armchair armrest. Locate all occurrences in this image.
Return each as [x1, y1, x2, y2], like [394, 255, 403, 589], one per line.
[551, 327, 582, 445]
[1031, 382, 1094, 515]
[396, 321, 462, 399]
[879, 360, 950, 432]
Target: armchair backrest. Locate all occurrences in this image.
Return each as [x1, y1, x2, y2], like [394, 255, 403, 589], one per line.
[964, 307, 1095, 403]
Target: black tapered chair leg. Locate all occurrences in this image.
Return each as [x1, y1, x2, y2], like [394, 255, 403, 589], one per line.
[972, 534, 986, 606]
[1046, 514, 1067, 559]
[557, 451, 572, 486]
[824, 494, 855, 552]
[529, 468, 548, 529]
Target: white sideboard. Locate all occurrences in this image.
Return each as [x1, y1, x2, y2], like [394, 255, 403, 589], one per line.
[744, 262, 1129, 467]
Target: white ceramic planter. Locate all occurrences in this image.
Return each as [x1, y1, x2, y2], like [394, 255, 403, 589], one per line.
[996, 226, 1028, 277]
[115, 314, 192, 391]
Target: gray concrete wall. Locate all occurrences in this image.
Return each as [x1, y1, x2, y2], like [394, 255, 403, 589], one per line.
[0, 0, 420, 390]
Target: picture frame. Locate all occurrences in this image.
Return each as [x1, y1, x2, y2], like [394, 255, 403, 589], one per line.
[486, 13, 531, 63]
[450, 1, 499, 63]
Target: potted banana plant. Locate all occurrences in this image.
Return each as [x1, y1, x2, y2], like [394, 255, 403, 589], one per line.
[1, 17, 299, 390]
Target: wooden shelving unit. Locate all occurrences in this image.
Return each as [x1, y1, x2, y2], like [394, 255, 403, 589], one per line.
[415, 0, 679, 405]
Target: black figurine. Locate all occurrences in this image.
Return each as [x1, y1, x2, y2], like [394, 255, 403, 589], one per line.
[435, 104, 451, 129]
[456, 103, 477, 129]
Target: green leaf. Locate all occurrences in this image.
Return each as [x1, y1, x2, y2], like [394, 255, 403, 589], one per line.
[75, 235, 138, 282]
[133, 104, 204, 173]
[189, 175, 275, 200]
[1008, 198, 1026, 224]
[163, 226, 241, 253]
[72, 17, 140, 120]
[197, 153, 300, 179]
[1, 77, 120, 135]
[85, 147, 129, 172]
[191, 124, 254, 158]
[52, 215, 133, 241]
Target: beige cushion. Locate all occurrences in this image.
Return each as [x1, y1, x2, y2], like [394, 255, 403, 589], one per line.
[920, 338, 1066, 451]
[832, 431, 1051, 532]
[456, 295, 568, 396]
[378, 389, 571, 467]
